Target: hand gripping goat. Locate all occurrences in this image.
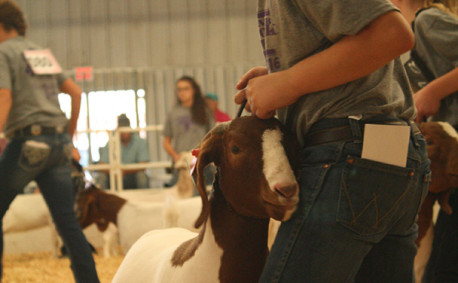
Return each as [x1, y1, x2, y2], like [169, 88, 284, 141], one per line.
[113, 116, 300, 283]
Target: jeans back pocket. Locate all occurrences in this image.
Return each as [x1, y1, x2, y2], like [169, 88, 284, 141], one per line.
[337, 156, 417, 236]
[19, 140, 51, 172]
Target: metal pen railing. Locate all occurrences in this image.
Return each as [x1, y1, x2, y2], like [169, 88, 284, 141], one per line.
[81, 125, 171, 192]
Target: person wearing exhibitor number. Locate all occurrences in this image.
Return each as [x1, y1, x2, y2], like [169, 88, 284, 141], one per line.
[0, 1, 99, 282]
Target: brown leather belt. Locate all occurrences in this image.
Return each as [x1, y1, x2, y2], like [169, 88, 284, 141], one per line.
[304, 121, 421, 147]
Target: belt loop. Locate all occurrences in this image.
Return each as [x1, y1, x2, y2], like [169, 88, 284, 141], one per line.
[409, 120, 420, 148]
[348, 115, 363, 143]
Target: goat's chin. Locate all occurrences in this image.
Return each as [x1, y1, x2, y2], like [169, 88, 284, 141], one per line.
[265, 203, 297, 222]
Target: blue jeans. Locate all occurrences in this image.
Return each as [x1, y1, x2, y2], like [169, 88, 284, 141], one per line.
[0, 133, 99, 283]
[260, 118, 430, 283]
[422, 190, 458, 283]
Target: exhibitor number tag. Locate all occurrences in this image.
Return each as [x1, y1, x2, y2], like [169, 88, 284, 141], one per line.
[23, 49, 62, 75]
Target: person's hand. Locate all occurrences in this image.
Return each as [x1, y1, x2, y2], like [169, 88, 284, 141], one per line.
[234, 67, 299, 119]
[413, 88, 441, 123]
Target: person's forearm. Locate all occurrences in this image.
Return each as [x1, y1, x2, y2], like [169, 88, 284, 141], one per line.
[163, 137, 179, 162]
[287, 11, 414, 98]
[422, 68, 458, 101]
[0, 89, 12, 133]
[60, 79, 82, 137]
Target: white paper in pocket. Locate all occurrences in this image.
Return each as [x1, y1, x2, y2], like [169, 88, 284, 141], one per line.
[361, 124, 410, 167]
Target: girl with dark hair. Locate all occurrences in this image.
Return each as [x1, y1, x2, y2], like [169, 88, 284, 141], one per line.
[163, 76, 214, 186]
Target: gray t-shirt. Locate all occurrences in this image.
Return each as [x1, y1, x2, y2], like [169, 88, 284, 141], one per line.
[404, 8, 458, 126]
[163, 105, 215, 153]
[258, 0, 415, 146]
[0, 36, 68, 137]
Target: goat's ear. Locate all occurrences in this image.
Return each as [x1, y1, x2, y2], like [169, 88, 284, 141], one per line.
[194, 122, 229, 229]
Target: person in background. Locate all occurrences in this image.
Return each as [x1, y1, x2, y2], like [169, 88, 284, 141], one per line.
[96, 114, 150, 189]
[0, 1, 99, 282]
[392, 0, 458, 282]
[163, 76, 214, 187]
[205, 92, 231, 123]
[234, 0, 430, 282]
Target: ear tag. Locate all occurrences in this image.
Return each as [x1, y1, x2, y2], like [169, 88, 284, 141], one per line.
[186, 154, 198, 190]
[189, 156, 198, 176]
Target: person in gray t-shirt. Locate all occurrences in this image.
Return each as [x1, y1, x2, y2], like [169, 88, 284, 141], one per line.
[234, 1, 430, 282]
[0, 2, 99, 282]
[163, 76, 214, 187]
[393, 1, 458, 282]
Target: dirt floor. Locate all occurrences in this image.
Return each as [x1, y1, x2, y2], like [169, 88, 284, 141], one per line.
[2, 249, 124, 283]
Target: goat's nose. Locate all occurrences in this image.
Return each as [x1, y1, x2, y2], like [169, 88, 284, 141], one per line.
[274, 183, 298, 198]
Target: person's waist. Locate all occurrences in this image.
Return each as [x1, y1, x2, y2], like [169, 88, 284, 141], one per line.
[304, 116, 420, 147]
[11, 124, 67, 138]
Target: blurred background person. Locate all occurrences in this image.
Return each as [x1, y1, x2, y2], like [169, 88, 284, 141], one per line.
[0, 1, 99, 282]
[163, 76, 214, 187]
[205, 92, 231, 123]
[392, 0, 458, 282]
[96, 114, 150, 189]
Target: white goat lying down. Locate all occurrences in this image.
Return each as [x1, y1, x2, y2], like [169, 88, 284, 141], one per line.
[3, 193, 49, 234]
[76, 186, 201, 256]
[113, 116, 300, 283]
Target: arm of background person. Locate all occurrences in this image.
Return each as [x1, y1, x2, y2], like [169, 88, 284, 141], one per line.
[60, 78, 82, 137]
[414, 67, 458, 123]
[235, 11, 415, 118]
[163, 136, 180, 162]
[0, 88, 12, 133]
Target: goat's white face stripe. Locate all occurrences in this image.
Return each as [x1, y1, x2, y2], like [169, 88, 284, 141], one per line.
[262, 128, 296, 191]
[438, 122, 458, 140]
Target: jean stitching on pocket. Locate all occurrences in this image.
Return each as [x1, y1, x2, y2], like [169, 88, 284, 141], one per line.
[352, 195, 378, 225]
[374, 181, 411, 226]
[373, 193, 379, 228]
[342, 174, 357, 223]
[342, 169, 413, 230]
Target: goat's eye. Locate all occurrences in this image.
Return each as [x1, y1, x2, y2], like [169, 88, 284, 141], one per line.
[231, 146, 240, 154]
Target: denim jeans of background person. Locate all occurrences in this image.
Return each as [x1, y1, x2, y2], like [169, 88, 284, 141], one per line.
[0, 133, 99, 282]
[234, 0, 431, 282]
[0, 1, 99, 282]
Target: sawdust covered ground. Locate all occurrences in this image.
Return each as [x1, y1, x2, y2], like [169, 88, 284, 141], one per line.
[2, 249, 124, 283]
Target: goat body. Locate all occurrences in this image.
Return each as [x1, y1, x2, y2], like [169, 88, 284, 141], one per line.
[3, 194, 50, 233]
[113, 116, 300, 283]
[77, 187, 202, 255]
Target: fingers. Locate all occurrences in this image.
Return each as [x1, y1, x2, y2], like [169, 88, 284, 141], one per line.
[236, 67, 268, 90]
[234, 88, 246, 105]
[255, 110, 276, 119]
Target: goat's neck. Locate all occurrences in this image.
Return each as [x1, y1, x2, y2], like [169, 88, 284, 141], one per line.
[209, 188, 270, 283]
[98, 193, 127, 226]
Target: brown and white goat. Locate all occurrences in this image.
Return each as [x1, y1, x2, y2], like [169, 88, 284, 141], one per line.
[113, 116, 300, 283]
[76, 185, 202, 256]
[414, 121, 458, 281]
